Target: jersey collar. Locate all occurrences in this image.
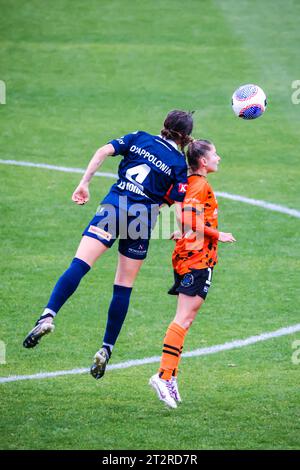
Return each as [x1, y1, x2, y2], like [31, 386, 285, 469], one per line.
[157, 135, 178, 150]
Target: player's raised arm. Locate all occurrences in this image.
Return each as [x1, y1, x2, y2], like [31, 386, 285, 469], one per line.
[72, 143, 115, 205]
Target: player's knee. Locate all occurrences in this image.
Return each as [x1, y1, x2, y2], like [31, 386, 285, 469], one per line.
[181, 319, 192, 329]
[115, 271, 134, 286]
[176, 313, 194, 329]
[184, 316, 195, 329]
[182, 306, 200, 328]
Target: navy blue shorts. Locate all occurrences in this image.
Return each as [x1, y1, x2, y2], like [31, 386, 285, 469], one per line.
[168, 267, 214, 300]
[82, 203, 152, 260]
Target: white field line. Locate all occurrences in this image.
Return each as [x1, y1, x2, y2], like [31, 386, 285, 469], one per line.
[1, 323, 300, 384]
[0, 159, 117, 179]
[1, 159, 300, 218]
[215, 191, 300, 219]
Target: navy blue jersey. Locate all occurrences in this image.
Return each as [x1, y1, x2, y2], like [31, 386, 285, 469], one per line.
[101, 131, 187, 207]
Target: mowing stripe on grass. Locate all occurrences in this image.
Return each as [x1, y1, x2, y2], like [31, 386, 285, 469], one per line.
[1, 159, 300, 218]
[1, 323, 299, 384]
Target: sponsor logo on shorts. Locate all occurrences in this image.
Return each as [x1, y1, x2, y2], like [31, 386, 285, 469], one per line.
[128, 247, 147, 255]
[181, 273, 194, 287]
[203, 286, 209, 293]
[88, 225, 112, 241]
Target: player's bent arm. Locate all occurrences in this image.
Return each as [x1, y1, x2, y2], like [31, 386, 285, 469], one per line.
[80, 143, 115, 185]
[188, 213, 234, 242]
[72, 144, 115, 205]
[204, 226, 219, 239]
[182, 222, 219, 240]
[181, 205, 220, 239]
[178, 202, 236, 242]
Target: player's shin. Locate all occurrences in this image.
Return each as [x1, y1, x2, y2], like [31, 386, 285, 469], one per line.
[102, 284, 133, 350]
[90, 284, 133, 380]
[159, 322, 187, 380]
[43, 257, 91, 317]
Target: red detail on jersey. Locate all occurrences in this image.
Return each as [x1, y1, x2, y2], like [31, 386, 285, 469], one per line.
[178, 183, 187, 193]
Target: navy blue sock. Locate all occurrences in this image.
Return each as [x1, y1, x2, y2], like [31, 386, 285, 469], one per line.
[46, 257, 91, 314]
[103, 284, 133, 348]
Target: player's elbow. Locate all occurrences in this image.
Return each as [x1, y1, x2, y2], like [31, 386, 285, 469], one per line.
[97, 143, 115, 157]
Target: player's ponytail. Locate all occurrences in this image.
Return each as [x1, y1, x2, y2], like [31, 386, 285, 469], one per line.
[187, 139, 213, 172]
[161, 110, 194, 152]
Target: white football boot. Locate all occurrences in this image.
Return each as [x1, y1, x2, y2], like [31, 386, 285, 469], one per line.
[149, 373, 177, 409]
[170, 377, 182, 403]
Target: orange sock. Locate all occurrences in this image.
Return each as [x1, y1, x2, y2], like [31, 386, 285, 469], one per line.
[171, 343, 184, 378]
[159, 322, 187, 380]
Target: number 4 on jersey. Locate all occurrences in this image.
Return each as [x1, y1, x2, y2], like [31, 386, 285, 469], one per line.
[126, 164, 151, 188]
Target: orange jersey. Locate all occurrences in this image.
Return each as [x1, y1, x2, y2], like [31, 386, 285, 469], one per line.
[172, 175, 219, 275]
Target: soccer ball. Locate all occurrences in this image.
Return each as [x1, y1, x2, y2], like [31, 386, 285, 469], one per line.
[232, 84, 267, 120]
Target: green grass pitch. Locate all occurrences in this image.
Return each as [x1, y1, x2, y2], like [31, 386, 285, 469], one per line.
[0, 0, 299, 450]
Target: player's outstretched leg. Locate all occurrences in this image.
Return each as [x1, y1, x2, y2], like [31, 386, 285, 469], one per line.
[23, 257, 91, 349]
[23, 238, 108, 350]
[149, 373, 178, 409]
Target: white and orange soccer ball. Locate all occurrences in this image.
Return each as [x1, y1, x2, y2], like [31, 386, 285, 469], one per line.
[232, 84, 267, 120]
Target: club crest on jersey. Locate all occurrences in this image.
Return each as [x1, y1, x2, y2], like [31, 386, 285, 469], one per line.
[181, 273, 194, 287]
[179, 183, 187, 193]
